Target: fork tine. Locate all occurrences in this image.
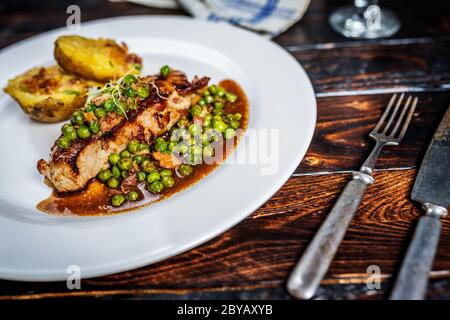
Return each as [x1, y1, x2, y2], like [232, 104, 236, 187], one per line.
[373, 94, 397, 132]
[382, 93, 404, 134]
[390, 95, 412, 137]
[397, 97, 418, 139]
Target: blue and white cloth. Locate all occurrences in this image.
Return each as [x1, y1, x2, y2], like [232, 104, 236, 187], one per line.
[110, 0, 310, 38]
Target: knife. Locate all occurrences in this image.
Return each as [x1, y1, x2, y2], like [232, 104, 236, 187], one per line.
[390, 106, 450, 300]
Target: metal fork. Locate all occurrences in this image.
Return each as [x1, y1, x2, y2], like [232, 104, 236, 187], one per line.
[287, 93, 418, 300]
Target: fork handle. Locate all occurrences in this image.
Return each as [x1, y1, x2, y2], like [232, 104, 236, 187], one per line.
[287, 171, 374, 299]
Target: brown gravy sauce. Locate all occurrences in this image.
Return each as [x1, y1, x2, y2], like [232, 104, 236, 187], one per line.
[37, 79, 249, 216]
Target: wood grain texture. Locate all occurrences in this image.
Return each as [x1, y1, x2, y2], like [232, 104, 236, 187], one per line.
[1, 0, 450, 300]
[297, 92, 450, 174]
[276, 0, 450, 48]
[1, 169, 449, 299]
[296, 40, 450, 95]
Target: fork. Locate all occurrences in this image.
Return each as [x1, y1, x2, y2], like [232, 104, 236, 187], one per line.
[287, 93, 418, 300]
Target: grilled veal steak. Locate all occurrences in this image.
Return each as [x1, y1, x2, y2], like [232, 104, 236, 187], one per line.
[37, 70, 209, 193]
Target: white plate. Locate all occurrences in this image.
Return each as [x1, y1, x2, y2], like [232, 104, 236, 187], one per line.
[0, 16, 316, 281]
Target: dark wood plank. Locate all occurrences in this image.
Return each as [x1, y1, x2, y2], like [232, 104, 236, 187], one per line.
[297, 91, 450, 174]
[2, 2, 450, 96]
[296, 40, 450, 95]
[0, 0, 186, 49]
[2, 0, 450, 52]
[1, 169, 449, 299]
[276, 0, 450, 48]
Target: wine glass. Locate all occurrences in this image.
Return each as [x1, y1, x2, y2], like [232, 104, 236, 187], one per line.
[329, 0, 400, 39]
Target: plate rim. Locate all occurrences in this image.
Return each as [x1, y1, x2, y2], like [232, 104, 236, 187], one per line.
[0, 15, 316, 281]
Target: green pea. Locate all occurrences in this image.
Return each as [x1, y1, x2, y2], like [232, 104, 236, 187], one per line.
[71, 111, 84, 125]
[168, 141, 177, 151]
[161, 176, 175, 188]
[213, 109, 223, 116]
[178, 164, 193, 177]
[203, 90, 210, 97]
[160, 65, 171, 78]
[149, 180, 164, 193]
[127, 191, 139, 201]
[120, 150, 130, 158]
[111, 165, 121, 179]
[203, 145, 214, 157]
[190, 152, 202, 165]
[104, 99, 116, 112]
[198, 99, 207, 107]
[94, 107, 107, 118]
[190, 105, 202, 117]
[217, 87, 226, 97]
[123, 74, 137, 86]
[203, 118, 211, 128]
[142, 159, 156, 173]
[208, 85, 218, 95]
[61, 123, 74, 135]
[85, 104, 96, 112]
[205, 95, 214, 104]
[64, 130, 78, 141]
[124, 87, 136, 98]
[97, 169, 112, 182]
[177, 118, 190, 128]
[118, 157, 132, 171]
[230, 120, 241, 130]
[188, 124, 202, 137]
[139, 142, 149, 151]
[57, 137, 71, 149]
[77, 125, 91, 139]
[214, 101, 224, 109]
[160, 169, 172, 177]
[121, 170, 129, 179]
[213, 114, 222, 121]
[109, 153, 120, 165]
[213, 120, 228, 133]
[127, 139, 140, 154]
[226, 93, 238, 103]
[107, 177, 120, 189]
[111, 194, 126, 207]
[201, 133, 210, 147]
[89, 121, 100, 134]
[137, 171, 147, 182]
[146, 171, 160, 184]
[154, 140, 168, 152]
[133, 155, 144, 165]
[224, 128, 236, 140]
[233, 113, 242, 121]
[137, 86, 149, 99]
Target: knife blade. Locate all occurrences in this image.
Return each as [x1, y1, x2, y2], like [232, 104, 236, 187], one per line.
[411, 106, 450, 208]
[390, 105, 449, 300]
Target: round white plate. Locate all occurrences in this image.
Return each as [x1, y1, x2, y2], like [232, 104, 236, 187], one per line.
[0, 16, 316, 281]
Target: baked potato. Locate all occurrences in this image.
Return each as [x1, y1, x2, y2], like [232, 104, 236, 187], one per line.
[54, 35, 142, 82]
[4, 66, 101, 123]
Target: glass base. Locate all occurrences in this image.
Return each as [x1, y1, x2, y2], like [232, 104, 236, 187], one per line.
[329, 5, 400, 39]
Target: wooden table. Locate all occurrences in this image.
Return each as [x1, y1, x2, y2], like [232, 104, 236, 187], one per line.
[1, 0, 449, 300]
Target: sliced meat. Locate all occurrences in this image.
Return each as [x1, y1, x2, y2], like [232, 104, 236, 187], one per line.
[37, 71, 208, 193]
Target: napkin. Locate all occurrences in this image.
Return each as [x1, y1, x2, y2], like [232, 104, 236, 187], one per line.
[110, 0, 310, 38]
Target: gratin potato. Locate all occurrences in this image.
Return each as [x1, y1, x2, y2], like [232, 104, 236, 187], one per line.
[4, 66, 100, 123]
[54, 35, 142, 82]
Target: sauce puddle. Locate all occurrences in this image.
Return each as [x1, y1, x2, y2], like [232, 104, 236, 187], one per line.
[37, 79, 249, 216]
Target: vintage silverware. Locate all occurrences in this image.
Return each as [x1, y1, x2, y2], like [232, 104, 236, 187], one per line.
[390, 105, 450, 300]
[287, 93, 418, 300]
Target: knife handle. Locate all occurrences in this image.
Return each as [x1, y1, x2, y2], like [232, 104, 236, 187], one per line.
[287, 171, 373, 300]
[390, 203, 447, 300]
